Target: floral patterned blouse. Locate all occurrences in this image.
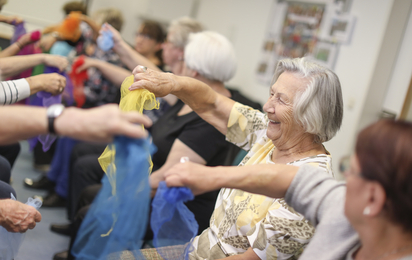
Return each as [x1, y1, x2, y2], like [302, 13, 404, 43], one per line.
[189, 102, 333, 260]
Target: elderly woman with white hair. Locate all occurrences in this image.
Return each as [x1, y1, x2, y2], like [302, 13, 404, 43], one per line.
[131, 57, 343, 259]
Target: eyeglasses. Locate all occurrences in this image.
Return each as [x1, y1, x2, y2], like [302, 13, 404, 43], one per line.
[339, 155, 363, 178]
[136, 33, 154, 40]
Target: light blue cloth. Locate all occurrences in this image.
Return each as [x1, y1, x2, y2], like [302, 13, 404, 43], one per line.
[72, 136, 156, 260]
[97, 30, 114, 51]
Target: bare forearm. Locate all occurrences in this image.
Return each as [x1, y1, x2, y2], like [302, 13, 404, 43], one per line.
[0, 42, 21, 58]
[212, 164, 298, 198]
[113, 41, 161, 71]
[172, 76, 235, 133]
[0, 106, 48, 144]
[94, 60, 131, 86]
[0, 54, 46, 78]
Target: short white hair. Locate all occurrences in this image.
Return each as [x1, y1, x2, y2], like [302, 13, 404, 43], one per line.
[168, 16, 203, 48]
[272, 58, 343, 143]
[184, 31, 237, 83]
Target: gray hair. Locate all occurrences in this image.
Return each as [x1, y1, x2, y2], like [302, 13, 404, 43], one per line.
[184, 31, 236, 82]
[272, 58, 343, 143]
[168, 16, 203, 48]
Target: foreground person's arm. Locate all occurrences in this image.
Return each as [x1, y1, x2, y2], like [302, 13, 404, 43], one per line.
[0, 104, 152, 144]
[131, 67, 236, 134]
[0, 54, 68, 78]
[164, 161, 298, 197]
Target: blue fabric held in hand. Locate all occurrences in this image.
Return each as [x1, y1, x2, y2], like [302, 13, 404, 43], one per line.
[72, 136, 156, 260]
[97, 30, 114, 51]
[151, 181, 198, 260]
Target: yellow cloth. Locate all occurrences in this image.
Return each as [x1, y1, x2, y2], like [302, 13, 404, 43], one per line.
[98, 75, 159, 175]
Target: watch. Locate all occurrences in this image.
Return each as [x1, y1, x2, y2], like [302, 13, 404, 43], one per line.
[47, 104, 65, 134]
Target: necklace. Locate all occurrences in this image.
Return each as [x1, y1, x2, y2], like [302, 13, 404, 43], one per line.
[374, 244, 412, 260]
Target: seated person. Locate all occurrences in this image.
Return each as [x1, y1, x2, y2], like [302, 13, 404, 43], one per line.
[164, 119, 412, 260]
[53, 31, 262, 260]
[130, 57, 343, 259]
[25, 16, 201, 210]
[24, 8, 126, 207]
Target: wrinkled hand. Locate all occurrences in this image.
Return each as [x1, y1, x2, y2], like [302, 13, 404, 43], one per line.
[164, 161, 217, 196]
[130, 66, 177, 97]
[0, 199, 42, 233]
[43, 54, 68, 72]
[27, 73, 66, 95]
[38, 34, 57, 52]
[100, 23, 122, 44]
[55, 104, 153, 142]
[17, 31, 41, 47]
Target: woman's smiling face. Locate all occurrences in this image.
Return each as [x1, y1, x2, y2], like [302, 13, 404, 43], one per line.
[263, 72, 309, 147]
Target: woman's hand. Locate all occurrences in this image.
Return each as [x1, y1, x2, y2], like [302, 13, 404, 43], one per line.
[164, 161, 221, 196]
[43, 54, 68, 72]
[17, 30, 41, 48]
[55, 104, 153, 142]
[0, 199, 42, 233]
[130, 66, 178, 97]
[100, 23, 122, 44]
[26, 73, 66, 95]
[74, 56, 98, 74]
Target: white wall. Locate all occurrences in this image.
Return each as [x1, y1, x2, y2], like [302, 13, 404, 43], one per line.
[326, 0, 395, 177]
[383, 7, 412, 116]
[2, 0, 408, 177]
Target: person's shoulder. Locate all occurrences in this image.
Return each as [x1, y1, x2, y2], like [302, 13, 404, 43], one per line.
[227, 87, 262, 111]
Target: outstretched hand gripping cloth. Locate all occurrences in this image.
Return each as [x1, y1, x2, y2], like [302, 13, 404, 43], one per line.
[98, 75, 159, 172]
[69, 55, 88, 107]
[9, 22, 42, 81]
[151, 181, 198, 260]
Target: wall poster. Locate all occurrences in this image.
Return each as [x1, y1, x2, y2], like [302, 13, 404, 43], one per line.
[256, 0, 355, 85]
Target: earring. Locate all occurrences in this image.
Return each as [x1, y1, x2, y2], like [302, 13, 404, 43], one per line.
[363, 206, 371, 215]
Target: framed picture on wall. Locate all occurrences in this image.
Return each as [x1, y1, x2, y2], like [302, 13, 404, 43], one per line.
[311, 41, 338, 68]
[323, 14, 356, 44]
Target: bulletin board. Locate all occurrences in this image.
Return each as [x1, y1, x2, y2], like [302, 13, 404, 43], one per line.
[256, 0, 355, 85]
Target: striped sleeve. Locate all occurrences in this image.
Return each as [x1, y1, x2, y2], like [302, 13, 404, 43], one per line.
[0, 79, 30, 105]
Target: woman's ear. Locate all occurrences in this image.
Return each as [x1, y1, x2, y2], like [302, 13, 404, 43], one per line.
[365, 182, 387, 217]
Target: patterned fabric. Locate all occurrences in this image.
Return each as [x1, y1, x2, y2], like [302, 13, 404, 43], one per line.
[190, 102, 333, 260]
[82, 47, 123, 108]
